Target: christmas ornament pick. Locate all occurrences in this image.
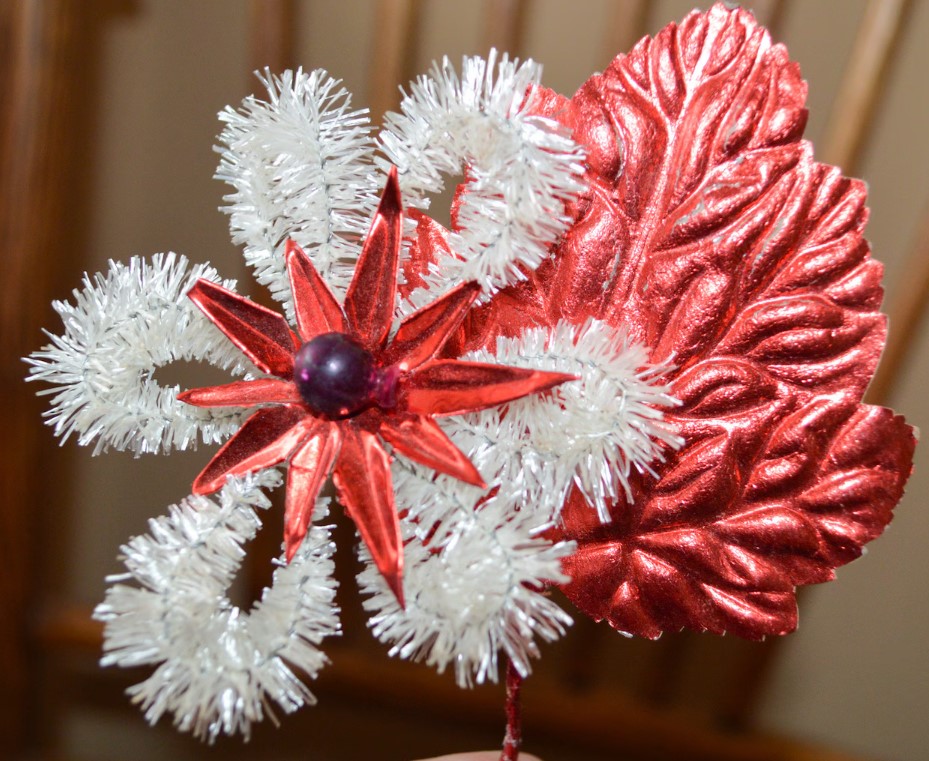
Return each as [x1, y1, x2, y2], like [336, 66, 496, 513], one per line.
[26, 4, 914, 756]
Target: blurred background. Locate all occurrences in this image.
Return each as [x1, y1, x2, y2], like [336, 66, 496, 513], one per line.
[2, 1, 928, 760]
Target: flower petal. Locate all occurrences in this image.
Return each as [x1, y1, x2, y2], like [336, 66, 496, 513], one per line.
[285, 421, 342, 562]
[403, 360, 577, 417]
[381, 281, 481, 370]
[179, 378, 301, 408]
[379, 414, 486, 487]
[189, 279, 297, 378]
[285, 239, 346, 341]
[332, 426, 404, 605]
[192, 405, 313, 494]
[343, 168, 402, 350]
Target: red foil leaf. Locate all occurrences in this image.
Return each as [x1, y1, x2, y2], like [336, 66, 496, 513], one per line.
[285, 421, 342, 562]
[379, 414, 485, 487]
[285, 239, 346, 340]
[559, 401, 914, 639]
[398, 209, 451, 301]
[333, 426, 404, 605]
[713, 507, 821, 560]
[397, 4, 914, 639]
[403, 360, 575, 417]
[546, 7, 912, 638]
[525, 183, 622, 326]
[714, 294, 885, 395]
[670, 358, 781, 420]
[741, 397, 852, 500]
[343, 166, 402, 350]
[188, 279, 297, 378]
[179, 378, 301, 408]
[192, 405, 314, 494]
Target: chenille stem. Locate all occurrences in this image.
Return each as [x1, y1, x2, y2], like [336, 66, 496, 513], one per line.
[500, 658, 524, 761]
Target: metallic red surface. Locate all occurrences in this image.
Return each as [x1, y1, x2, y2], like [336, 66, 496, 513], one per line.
[343, 168, 403, 350]
[378, 414, 485, 487]
[191, 405, 314, 494]
[285, 239, 346, 339]
[286, 420, 341, 562]
[188, 279, 297, 378]
[500, 660, 523, 761]
[418, 4, 915, 639]
[403, 360, 576, 417]
[182, 169, 572, 601]
[178, 378, 300, 407]
[333, 426, 405, 605]
[382, 281, 481, 370]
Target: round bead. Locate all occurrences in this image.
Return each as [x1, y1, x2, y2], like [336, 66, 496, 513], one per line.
[294, 333, 378, 418]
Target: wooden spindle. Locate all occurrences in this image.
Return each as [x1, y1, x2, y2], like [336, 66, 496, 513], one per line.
[868, 197, 929, 405]
[1, 0, 78, 752]
[482, 0, 527, 56]
[820, 0, 912, 172]
[248, 0, 297, 74]
[367, 0, 417, 124]
[599, 0, 650, 67]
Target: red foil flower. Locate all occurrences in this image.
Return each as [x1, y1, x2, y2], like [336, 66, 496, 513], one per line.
[414, 5, 916, 639]
[180, 169, 573, 603]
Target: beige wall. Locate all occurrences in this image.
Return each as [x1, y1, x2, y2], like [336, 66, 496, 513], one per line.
[59, 2, 929, 759]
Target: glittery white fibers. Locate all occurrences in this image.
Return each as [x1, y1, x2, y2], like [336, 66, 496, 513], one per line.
[94, 471, 340, 742]
[25, 253, 250, 455]
[458, 319, 683, 522]
[216, 68, 382, 321]
[358, 468, 573, 687]
[359, 319, 681, 684]
[380, 50, 587, 304]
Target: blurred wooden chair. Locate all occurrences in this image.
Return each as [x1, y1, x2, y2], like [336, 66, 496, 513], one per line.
[4, 1, 924, 759]
[2, 0, 88, 754]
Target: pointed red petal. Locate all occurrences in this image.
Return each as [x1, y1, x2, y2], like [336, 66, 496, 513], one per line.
[189, 279, 297, 378]
[381, 281, 481, 371]
[403, 360, 577, 417]
[284, 421, 342, 562]
[179, 378, 301, 407]
[379, 415, 485, 487]
[285, 240, 346, 341]
[332, 426, 404, 605]
[343, 168, 402, 350]
[192, 405, 313, 494]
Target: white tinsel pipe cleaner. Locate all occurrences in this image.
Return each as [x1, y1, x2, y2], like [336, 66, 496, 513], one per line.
[379, 50, 587, 305]
[25, 253, 251, 455]
[359, 473, 574, 688]
[216, 68, 383, 321]
[94, 471, 340, 742]
[458, 319, 683, 523]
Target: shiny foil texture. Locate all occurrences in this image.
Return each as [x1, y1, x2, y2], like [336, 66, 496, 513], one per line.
[180, 168, 573, 604]
[411, 4, 915, 639]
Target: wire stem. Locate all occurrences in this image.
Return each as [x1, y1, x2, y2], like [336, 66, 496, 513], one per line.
[500, 658, 524, 761]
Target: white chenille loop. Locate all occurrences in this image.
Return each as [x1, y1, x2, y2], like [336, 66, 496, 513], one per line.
[379, 50, 587, 305]
[358, 474, 573, 688]
[26, 253, 250, 455]
[94, 472, 340, 742]
[216, 68, 381, 322]
[461, 319, 683, 523]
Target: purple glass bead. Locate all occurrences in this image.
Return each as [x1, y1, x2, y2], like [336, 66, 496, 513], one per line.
[294, 333, 381, 418]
